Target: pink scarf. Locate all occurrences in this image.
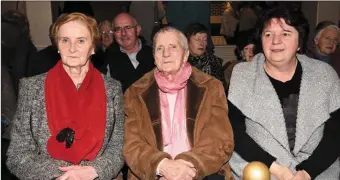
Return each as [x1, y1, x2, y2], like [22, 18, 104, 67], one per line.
[154, 62, 192, 158]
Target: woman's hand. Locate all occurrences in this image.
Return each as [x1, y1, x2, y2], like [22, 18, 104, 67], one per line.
[291, 170, 311, 180]
[57, 165, 98, 180]
[269, 162, 294, 180]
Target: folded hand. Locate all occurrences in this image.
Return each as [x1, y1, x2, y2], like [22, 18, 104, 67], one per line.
[291, 170, 311, 180]
[269, 162, 294, 180]
[56, 165, 98, 180]
[159, 159, 196, 180]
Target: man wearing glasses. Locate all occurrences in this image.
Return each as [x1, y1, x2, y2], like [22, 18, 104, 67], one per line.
[307, 21, 340, 78]
[102, 13, 155, 92]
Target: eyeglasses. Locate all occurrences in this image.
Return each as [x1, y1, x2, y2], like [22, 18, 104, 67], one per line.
[101, 31, 114, 36]
[113, 25, 138, 33]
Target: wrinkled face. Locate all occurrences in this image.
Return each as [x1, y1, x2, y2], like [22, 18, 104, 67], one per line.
[100, 24, 113, 48]
[262, 18, 299, 65]
[242, 44, 255, 62]
[58, 20, 94, 68]
[113, 14, 141, 51]
[154, 31, 189, 75]
[189, 32, 208, 56]
[315, 27, 339, 56]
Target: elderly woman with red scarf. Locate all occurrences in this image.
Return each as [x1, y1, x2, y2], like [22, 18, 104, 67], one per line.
[6, 13, 124, 180]
[123, 26, 234, 180]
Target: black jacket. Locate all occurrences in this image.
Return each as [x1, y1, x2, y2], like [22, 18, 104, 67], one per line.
[26, 45, 60, 77]
[101, 43, 155, 92]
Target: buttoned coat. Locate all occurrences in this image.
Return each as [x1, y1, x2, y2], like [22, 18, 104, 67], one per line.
[6, 73, 125, 180]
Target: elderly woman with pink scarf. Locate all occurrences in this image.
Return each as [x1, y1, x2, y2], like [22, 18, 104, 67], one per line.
[123, 26, 234, 180]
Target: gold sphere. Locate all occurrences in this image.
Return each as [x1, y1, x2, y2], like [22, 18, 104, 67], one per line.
[243, 161, 270, 180]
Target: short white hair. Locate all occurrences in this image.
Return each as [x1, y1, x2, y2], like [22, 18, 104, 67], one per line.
[152, 26, 189, 52]
[314, 25, 340, 41]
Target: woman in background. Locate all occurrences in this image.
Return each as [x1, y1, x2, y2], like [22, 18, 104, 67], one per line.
[185, 23, 225, 84]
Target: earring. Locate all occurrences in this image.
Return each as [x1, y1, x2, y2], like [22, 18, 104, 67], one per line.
[58, 50, 60, 53]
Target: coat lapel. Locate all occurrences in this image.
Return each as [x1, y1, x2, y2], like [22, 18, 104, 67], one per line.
[241, 56, 290, 152]
[252, 64, 290, 152]
[139, 73, 207, 151]
[186, 79, 206, 147]
[293, 56, 330, 154]
[140, 82, 163, 151]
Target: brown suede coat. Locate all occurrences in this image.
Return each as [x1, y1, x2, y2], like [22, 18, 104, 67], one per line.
[123, 67, 234, 180]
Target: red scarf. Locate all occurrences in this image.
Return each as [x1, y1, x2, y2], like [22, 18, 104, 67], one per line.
[45, 60, 106, 164]
[154, 62, 192, 158]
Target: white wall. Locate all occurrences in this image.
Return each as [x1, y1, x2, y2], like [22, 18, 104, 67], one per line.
[26, 1, 53, 49]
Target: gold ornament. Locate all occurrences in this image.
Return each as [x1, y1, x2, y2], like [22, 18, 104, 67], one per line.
[243, 161, 270, 180]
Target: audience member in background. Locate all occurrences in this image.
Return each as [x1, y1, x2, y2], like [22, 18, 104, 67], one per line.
[26, 24, 60, 77]
[101, 13, 154, 92]
[129, 1, 165, 46]
[6, 13, 125, 180]
[1, 10, 37, 95]
[98, 20, 114, 51]
[91, 20, 114, 69]
[124, 26, 234, 180]
[185, 23, 225, 85]
[237, 2, 258, 32]
[307, 21, 340, 78]
[228, 6, 340, 180]
[220, 2, 239, 45]
[235, 28, 257, 62]
[223, 28, 257, 93]
[1, 65, 17, 180]
[1, 65, 17, 140]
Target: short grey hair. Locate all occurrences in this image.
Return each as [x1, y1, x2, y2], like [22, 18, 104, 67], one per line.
[152, 26, 189, 52]
[99, 20, 112, 29]
[314, 25, 340, 41]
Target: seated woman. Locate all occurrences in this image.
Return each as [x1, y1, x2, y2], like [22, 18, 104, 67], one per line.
[234, 28, 257, 62]
[185, 23, 225, 84]
[6, 13, 125, 180]
[228, 6, 340, 180]
[223, 28, 257, 92]
[123, 26, 234, 180]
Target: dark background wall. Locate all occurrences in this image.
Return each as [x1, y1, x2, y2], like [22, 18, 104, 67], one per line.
[50, 1, 130, 23]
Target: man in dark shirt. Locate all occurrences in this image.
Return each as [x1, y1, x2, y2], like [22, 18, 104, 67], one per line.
[101, 13, 155, 92]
